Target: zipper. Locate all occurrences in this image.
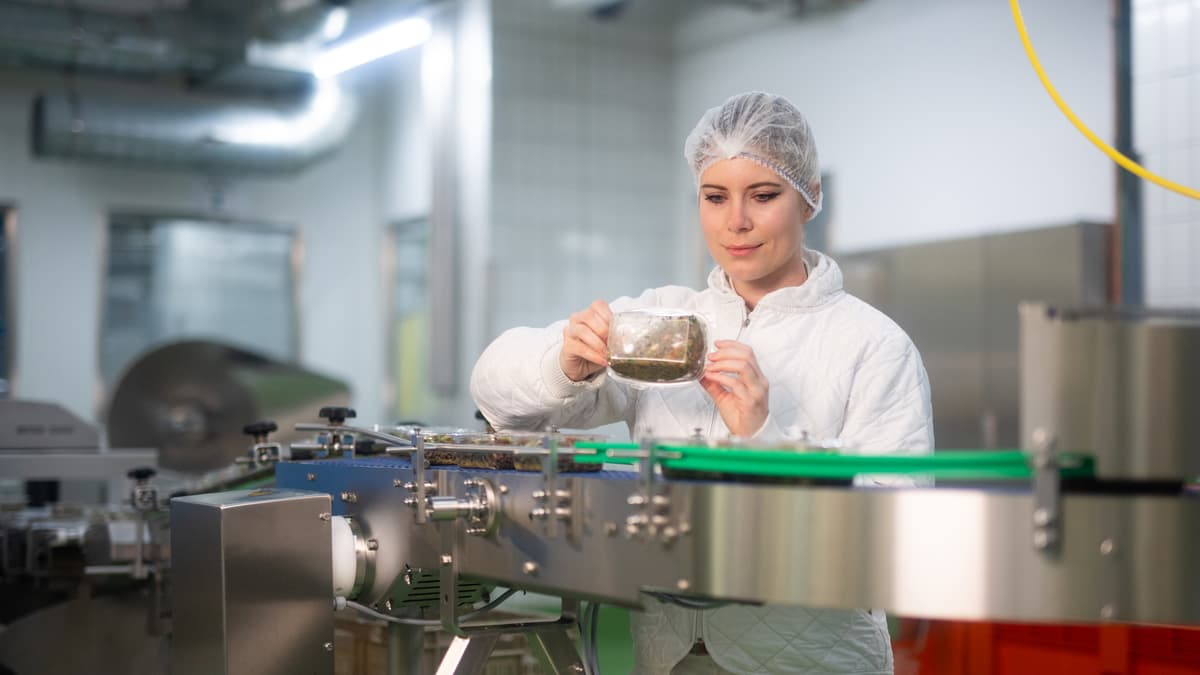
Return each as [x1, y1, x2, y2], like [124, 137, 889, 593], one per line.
[706, 302, 752, 437]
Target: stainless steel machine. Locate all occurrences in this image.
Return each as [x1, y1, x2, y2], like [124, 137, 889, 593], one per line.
[170, 308, 1200, 675]
[0, 340, 353, 675]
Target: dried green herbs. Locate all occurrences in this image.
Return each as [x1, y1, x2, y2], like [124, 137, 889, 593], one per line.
[608, 311, 708, 384]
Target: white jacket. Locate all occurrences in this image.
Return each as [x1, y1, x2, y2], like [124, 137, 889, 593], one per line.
[471, 249, 934, 674]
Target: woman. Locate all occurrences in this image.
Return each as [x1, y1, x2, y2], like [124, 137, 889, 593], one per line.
[471, 92, 933, 674]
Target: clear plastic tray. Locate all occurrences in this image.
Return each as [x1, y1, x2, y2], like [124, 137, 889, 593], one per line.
[607, 310, 709, 385]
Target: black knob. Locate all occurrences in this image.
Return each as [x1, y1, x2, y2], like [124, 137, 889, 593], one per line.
[318, 407, 357, 424]
[242, 420, 278, 437]
[355, 439, 381, 456]
[127, 467, 157, 481]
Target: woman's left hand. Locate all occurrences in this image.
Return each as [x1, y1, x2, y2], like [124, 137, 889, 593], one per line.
[699, 340, 769, 437]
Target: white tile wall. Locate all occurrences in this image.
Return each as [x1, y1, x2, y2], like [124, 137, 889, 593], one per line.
[1137, 0, 1200, 307]
[488, 1, 677, 336]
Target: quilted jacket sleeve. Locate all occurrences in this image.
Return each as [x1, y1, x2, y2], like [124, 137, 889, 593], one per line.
[840, 329, 934, 455]
[838, 329, 934, 488]
[470, 290, 661, 432]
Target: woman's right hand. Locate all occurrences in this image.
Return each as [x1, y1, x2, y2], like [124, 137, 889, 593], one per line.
[559, 300, 612, 382]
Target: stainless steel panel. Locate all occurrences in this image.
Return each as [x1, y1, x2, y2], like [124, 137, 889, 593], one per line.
[277, 460, 1200, 624]
[170, 488, 334, 675]
[0, 448, 157, 504]
[1020, 304, 1200, 480]
[983, 225, 1110, 449]
[0, 399, 100, 449]
[840, 223, 1110, 449]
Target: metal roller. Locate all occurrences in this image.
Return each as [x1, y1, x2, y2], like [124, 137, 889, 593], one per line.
[106, 340, 350, 474]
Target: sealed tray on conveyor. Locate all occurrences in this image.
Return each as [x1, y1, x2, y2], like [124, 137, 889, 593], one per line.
[422, 429, 493, 466]
[418, 431, 608, 472]
[570, 441, 1096, 484]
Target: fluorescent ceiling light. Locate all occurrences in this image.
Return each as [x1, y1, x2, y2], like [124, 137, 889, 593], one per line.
[311, 17, 432, 79]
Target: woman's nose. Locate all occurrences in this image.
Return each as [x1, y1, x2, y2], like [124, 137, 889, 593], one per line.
[728, 201, 751, 232]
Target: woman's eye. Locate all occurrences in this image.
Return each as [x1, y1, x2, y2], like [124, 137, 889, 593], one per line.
[703, 193, 726, 204]
[753, 192, 780, 203]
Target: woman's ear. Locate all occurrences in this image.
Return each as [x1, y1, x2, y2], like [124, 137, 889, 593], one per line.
[808, 179, 821, 207]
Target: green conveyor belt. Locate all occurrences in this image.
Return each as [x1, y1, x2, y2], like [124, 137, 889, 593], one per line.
[571, 442, 1094, 481]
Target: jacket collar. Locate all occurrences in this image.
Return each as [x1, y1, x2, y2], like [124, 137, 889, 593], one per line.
[706, 248, 845, 312]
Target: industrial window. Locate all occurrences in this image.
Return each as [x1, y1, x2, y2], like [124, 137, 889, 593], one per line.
[100, 214, 300, 388]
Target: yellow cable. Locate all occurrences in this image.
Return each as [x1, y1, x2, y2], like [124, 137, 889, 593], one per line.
[1010, 0, 1200, 200]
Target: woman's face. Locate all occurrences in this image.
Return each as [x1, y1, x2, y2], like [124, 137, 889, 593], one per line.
[698, 157, 810, 293]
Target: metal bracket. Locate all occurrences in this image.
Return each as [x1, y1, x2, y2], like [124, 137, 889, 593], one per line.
[409, 430, 431, 524]
[236, 442, 283, 469]
[427, 478, 499, 537]
[434, 622, 584, 675]
[1030, 428, 1061, 555]
[530, 430, 574, 538]
[625, 436, 673, 541]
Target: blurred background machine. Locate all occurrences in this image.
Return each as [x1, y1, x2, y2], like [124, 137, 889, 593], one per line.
[169, 306, 1200, 675]
[107, 340, 352, 476]
[0, 340, 350, 675]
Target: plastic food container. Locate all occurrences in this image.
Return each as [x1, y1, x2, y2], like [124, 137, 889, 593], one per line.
[607, 310, 709, 385]
[510, 432, 606, 473]
[420, 428, 491, 466]
[457, 431, 607, 472]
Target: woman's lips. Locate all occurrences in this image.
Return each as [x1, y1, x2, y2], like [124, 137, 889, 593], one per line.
[725, 244, 762, 257]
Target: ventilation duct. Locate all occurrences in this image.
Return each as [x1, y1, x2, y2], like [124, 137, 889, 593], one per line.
[3, 0, 380, 173]
[31, 78, 357, 174]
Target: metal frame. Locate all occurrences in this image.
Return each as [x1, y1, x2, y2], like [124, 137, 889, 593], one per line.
[2, 205, 17, 395]
[278, 451, 1200, 625]
[0, 448, 157, 505]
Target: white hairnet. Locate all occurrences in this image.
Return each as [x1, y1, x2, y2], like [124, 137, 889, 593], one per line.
[684, 91, 822, 218]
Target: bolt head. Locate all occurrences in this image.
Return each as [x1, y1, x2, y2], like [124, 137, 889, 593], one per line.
[367, 538, 379, 551]
[441, 554, 453, 566]
[307, 473, 316, 481]
[676, 579, 690, 591]
[1033, 529, 1053, 549]
[1031, 427, 1050, 449]
[499, 484, 509, 494]
[522, 561, 538, 575]
[1032, 508, 1051, 526]
[1100, 604, 1115, 620]
[1100, 539, 1115, 556]
[324, 642, 333, 652]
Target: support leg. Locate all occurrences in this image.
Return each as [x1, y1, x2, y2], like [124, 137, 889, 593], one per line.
[528, 627, 585, 674]
[434, 634, 499, 675]
[387, 623, 425, 675]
